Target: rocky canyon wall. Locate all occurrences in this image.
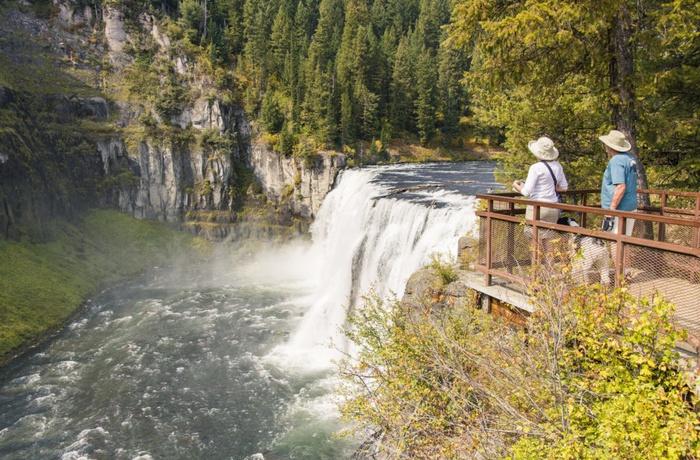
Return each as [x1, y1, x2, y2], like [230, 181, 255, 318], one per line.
[0, 1, 345, 240]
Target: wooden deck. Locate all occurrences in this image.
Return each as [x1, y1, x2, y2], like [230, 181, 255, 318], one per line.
[628, 276, 700, 341]
[470, 188, 700, 360]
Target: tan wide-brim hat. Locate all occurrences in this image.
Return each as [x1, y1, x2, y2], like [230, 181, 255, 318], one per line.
[528, 136, 559, 161]
[599, 129, 631, 152]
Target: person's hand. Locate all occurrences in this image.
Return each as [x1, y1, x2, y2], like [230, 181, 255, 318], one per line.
[512, 180, 522, 191]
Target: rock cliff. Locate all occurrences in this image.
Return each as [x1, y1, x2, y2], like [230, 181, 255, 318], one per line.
[0, 1, 345, 240]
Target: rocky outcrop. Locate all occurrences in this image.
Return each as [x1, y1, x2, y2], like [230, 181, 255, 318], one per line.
[0, 1, 347, 241]
[249, 143, 346, 219]
[104, 5, 128, 68]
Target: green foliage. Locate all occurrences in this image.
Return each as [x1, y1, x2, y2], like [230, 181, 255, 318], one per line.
[28, 0, 57, 19]
[338, 258, 700, 458]
[339, 291, 499, 458]
[154, 78, 189, 119]
[0, 210, 209, 363]
[294, 136, 319, 168]
[230, 156, 261, 205]
[101, 0, 475, 151]
[428, 253, 458, 287]
[178, 0, 203, 43]
[278, 120, 295, 157]
[415, 47, 438, 145]
[448, 0, 700, 192]
[261, 91, 285, 134]
[200, 128, 232, 152]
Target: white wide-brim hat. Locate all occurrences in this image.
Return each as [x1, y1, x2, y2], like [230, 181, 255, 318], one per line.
[528, 136, 559, 161]
[599, 129, 631, 152]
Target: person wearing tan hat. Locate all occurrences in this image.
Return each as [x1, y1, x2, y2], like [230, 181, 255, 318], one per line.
[600, 129, 638, 236]
[513, 136, 568, 237]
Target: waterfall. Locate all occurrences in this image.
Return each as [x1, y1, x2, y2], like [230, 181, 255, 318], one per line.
[268, 165, 479, 369]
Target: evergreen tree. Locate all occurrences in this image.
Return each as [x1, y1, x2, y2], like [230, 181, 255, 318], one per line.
[289, 0, 313, 123]
[279, 120, 295, 156]
[357, 81, 379, 140]
[261, 91, 285, 134]
[179, 0, 203, 43]
[222, 0, 245, 55]
[385, 0, 421, 34]
[437, 38, 465, 143]
[336, 0, 368, 92]
[303, 62, 336, 144]
[303, 0, 344, 143]
[242, 0, 275, 94]
[340, 89, 354, 145]
[270, 1, 295, 80]
[306, 0, 344, 69]
[369, 0, 390, 36]
[415, 0, 449, 50]
[375, 28, 398, 121]
[389, 33, 417, 134]
[415, 47, 438, 145]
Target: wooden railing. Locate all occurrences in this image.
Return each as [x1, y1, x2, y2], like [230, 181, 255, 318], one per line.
[474, 189, 700, 289]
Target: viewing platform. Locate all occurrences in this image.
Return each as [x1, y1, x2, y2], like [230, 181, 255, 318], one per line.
[463, 188, 700, 353]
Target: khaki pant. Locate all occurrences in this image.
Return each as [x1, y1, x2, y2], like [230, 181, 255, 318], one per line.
[608, 211, 637, 237]
[524, 205, 560, 238]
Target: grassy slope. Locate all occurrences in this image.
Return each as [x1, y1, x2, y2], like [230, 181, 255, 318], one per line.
[0, 210, 210, 364]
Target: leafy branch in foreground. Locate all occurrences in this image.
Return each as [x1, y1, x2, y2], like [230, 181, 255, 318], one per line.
[337, 260, 700, 459]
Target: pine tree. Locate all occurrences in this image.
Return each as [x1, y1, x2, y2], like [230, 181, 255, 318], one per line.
[437, 38, 465, 143]
[389, 33, 417, 134]
[270, 2, 294, 80]
[220, 0, 245, 55]
[303, 62, 336, 144]
[375, 28, 398, 121]
[385, 0, 421, 34]
[261, 91, 285, 134]
[415, 47, 438, 145]
[415, 0, 449, 50]
[179, 0, 203, 43]
[242, 0, 274, 95]
[303, 0, 344, 143]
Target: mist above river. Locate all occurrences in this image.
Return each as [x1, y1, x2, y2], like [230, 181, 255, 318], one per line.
[0, 162, 496, 459]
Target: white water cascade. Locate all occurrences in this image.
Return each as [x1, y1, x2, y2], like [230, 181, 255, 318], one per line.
[269, 164, 481, 369]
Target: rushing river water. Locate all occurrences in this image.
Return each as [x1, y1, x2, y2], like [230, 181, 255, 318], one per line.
[0, 162, 497, 460]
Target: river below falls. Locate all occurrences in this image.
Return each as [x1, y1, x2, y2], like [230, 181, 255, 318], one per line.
[0, 162, 498, 459]
[0, 244, 358, 459]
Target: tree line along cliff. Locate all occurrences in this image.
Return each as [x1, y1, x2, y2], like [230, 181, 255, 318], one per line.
[0, 0, 350, 241]
[1, 0, 698, 241]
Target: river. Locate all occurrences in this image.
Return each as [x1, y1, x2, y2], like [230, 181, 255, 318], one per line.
[0, 162, 497, 460]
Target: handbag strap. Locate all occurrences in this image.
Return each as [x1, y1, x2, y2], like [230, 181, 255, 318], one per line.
[541, 160, 557, 188]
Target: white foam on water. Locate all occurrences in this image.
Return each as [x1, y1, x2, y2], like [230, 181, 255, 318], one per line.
[267, 166, 478, 371]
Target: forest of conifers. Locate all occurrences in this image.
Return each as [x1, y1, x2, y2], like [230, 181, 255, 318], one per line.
[117, 0, 697, 189]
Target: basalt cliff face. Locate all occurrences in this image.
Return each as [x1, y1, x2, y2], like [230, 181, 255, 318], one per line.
[0, 1, 344, 241]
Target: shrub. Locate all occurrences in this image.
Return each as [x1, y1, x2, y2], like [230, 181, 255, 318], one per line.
[428, 253, 458, 287]
[338, 258, 700, 459]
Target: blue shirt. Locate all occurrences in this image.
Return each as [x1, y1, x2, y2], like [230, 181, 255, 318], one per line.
[601, 152, 638, 211]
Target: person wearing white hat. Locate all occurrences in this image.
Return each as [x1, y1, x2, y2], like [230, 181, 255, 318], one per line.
[512, 136, 568, 236]
[600, 129, 638, 236]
